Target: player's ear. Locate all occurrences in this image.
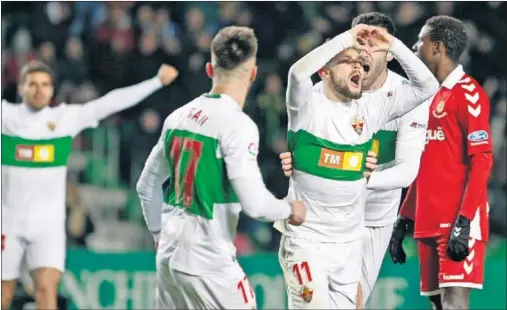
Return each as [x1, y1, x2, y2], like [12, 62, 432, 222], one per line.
[205, 62, 214, 79]
[250, 65, 258, 83]
[433, 41, 443, 56]
[386, 52, 393, 62]
[318, 67, 329, 79]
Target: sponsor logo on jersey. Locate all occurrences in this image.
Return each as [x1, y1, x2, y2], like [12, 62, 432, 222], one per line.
[442, 274, 464, 281]
[426, 127, 446, 144]
[47, 121, 56, 131]
[410, 122, 426, 129]
[318, 148, 363, 171]
[15, 145, 55, 162]
[247, 142, 258, 159]
[351, 115, 365, 135]
[468, 130, 489, 146]
[432, 100, 448, 119]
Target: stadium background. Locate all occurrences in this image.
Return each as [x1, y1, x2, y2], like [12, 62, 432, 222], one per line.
[1, 1, 505, 309]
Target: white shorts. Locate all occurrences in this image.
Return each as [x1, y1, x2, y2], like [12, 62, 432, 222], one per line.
[1, 225, 66, 281]
[162, 262, 257, 310]
[278, 235, 362, 309]
[359, 224, 394, 304]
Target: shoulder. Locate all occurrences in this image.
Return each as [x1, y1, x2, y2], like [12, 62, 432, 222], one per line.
[228, 111, 259, 136]
[451, 74, 489, 105]
[2, 100, 19, 112]
[387, 70, 409, 87]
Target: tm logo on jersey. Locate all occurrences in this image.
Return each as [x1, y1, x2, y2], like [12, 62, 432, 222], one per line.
[318, 148, 363, 171]
[15, 145, 55, 162]
[468, 130, 489, 146]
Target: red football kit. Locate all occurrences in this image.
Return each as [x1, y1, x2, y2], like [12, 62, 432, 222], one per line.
[400, 65, 493, 295]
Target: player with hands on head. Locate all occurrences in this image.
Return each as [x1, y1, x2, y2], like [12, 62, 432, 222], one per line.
[390, 15, 493, 310]
[278, 13, 431, 309]
[136, 25, 305, 310]
[274, 20, 438, 309]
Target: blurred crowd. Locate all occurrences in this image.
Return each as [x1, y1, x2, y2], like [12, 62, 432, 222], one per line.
[2, 2, 506, 253]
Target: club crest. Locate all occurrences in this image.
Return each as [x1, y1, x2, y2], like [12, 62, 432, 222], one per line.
[301, 285, 314, 303]
[351, 115, 365, 135]
[47, 121, 56, 131]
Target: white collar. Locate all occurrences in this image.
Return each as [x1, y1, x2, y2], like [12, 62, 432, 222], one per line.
[441, 65, 465, 89]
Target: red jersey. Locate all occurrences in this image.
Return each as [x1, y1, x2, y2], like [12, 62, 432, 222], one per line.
[401, 65, 492, 242]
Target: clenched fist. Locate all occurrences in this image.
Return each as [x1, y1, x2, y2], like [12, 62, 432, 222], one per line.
[158, 64, 179, 85]
[288, 200, 306, 226]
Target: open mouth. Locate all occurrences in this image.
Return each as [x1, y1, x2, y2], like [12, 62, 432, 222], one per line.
[350, 72, 362, 88]
[362, 64, 370, 79]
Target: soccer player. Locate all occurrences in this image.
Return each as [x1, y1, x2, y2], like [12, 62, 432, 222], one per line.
[136, 26, 306, 310]
[1, 60, 178, 309]
[273, 24, 438, 309]
[278, 13, 430, 308]
[389, 16, 493, 310]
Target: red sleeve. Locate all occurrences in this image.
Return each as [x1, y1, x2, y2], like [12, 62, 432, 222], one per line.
[456, 81, 494, 220]
[458, 83, 492, 155]
[400, 181, 416, 220]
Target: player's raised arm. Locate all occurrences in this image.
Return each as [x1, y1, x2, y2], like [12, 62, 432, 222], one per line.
[286, 27, 361, 111]
[223, 118, 305, 224]
[369, 27, 439, 123]
[367, 103, 429, 190]
[136, 121, 173, 242]
[66, 64, 179, 136]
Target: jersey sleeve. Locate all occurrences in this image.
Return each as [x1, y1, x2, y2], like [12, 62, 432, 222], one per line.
[456, 86, 493, 155]
[222, 116, 262, 180]
[64, 77, 163, 136]
[136, 128, 171, 234]
[371, 38, 439, 128]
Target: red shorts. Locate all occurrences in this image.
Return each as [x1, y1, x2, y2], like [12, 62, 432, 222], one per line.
[417, 236, 485, 296]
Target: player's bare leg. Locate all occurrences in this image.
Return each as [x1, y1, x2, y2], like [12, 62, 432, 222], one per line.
[428, 294, 443, 310]
[31, 267, 62, 309]
[356, 282, 364, 309]
[441, 287, 469, 309]
[1, 280, 18, 309]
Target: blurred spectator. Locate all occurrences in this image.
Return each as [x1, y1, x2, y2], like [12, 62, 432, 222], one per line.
[68, 2, 107, 37]
[60, 37, 88, 84]
[257, 74, 286, 147]
[2, 28, 36, 91]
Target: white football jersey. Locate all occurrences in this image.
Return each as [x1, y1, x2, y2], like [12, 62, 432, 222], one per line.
[275, 75, 431, 242]
[364, 71, 429, 227]
[154, 93, 262, 275]
[1, 77, 162, 231]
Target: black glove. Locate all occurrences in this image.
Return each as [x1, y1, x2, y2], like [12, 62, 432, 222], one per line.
[446, 215, 471, 262]
[389, 217, 412, 264]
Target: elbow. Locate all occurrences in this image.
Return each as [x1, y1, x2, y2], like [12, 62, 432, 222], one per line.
[288, 64, 304, 83]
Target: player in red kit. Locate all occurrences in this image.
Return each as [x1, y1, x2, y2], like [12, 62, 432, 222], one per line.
[388, 16, 494, 310]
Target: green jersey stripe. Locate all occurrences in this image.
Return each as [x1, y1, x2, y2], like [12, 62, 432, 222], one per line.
[372, 130, 397, 165]
[1, 134, 73, 168]
[163, 128, 238, 219]
[288, 130, 373, 181]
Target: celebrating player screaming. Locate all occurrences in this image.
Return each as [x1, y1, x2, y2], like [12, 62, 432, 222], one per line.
[390, 15, 494, 310]
[136, 26, 306, 310]
[274, 23, 438, 309]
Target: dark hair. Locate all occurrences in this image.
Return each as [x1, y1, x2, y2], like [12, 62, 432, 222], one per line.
[19, 60, 53, 85]
[425, 15, 468, 62]
[351, 12, 396, 35]
[211, 26, 258, 71]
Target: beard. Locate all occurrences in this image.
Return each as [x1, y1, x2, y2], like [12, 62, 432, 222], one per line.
[330, 74, 362, 100]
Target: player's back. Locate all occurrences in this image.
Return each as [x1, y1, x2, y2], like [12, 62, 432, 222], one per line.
[160, 93, 254, 276]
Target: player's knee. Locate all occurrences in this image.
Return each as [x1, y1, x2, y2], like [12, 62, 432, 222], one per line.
[442, 287, 469, 310]
[1, 281, 17, 309]
[442, 298, 467, 310]
[34, 277, 58, 297]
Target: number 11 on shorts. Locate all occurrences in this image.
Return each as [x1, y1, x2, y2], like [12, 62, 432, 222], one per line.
[237, 276, 255, 306]
[293, 261, 313, 285]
